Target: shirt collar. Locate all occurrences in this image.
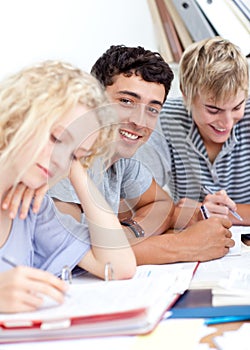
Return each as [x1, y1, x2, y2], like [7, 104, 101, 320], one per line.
[187, 119, 238, 156]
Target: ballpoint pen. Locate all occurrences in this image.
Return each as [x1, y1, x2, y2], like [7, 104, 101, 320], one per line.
[1, 255, 17, 267]
[202, 185, 243, 221]
[200, 204, 210, 220]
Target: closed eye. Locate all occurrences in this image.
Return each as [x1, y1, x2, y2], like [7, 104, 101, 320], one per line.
[50, 134, 62, 144]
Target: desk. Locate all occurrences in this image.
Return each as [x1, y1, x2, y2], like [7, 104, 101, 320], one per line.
[201, 321, 250, 348]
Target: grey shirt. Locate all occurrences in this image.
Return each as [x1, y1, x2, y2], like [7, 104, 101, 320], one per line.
[134, 119, 171, 190]
[49, 157, 153, 217]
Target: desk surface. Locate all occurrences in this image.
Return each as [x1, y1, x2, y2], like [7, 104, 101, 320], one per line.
[201, 321, 250, 348]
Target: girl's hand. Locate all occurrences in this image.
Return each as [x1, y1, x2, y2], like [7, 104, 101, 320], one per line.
[2, 183, 47, 219]
[0, 267, 67, 313]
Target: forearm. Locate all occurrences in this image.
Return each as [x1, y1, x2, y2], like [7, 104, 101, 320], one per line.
[70, 162, 136, 279]
[121, 180, 175, 238]
[132, 232, 194, 265]
[133, 200, 174, 236]
[132, 217, 233, 265]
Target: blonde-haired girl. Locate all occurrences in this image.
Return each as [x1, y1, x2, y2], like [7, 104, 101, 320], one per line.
[0, 60, 136, 313]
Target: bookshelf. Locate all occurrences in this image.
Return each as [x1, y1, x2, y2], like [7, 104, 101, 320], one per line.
[148, 0, 250, 63]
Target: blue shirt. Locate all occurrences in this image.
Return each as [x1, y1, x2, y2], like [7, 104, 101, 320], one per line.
[0, 195, 90, 276]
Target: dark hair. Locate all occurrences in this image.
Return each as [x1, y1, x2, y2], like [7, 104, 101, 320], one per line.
[91, 45, 174, 101]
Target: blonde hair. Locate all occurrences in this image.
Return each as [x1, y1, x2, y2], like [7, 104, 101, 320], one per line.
[0, 60, 117, 180]
[179, 37, 249, 112]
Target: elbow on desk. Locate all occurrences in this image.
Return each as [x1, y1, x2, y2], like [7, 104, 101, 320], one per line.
[115, 259, 137, 280]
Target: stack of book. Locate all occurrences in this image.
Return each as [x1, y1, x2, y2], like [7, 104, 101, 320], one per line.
[148, 0, 250, 63]
[212, 267, 250, 306]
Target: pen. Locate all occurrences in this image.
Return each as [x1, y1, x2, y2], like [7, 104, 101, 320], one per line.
[202, 185, 243, 221]
[1, 256, 17, 267]
[205, 315, 250, 325]
[200, 204, 210, 220]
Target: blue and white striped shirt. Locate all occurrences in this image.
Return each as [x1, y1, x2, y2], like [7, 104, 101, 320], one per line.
[140, 96, 250, 204]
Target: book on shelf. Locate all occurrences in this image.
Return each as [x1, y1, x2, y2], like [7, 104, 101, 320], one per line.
[147, 0, 174, 62]
[0, 263, 197, 344]
[163, 0, 193, 50]
[155, 0, 183, 62]
[171, 0, 215, 41]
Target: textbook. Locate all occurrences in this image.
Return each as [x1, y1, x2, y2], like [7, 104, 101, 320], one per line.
[0, 264, 196, 344]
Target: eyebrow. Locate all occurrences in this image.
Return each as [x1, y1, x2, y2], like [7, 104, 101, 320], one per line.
[117, 90, 163, 107]
[204, 99, 245, 111]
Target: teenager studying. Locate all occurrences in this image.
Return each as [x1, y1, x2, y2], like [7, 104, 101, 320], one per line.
[0, 60, 136, 313]
[144, 36, 250, 227]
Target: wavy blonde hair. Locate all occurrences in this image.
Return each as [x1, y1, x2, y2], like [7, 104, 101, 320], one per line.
[0, 60, 117, 181]
[179, 37, 249, 113]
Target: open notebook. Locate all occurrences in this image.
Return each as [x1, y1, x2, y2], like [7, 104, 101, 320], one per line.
[0, 263, 197, 344]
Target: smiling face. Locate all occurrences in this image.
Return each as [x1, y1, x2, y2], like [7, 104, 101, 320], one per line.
[18, 104, 99, 189]
[191, 91, 246, 160]
[105, 74, 165, 162]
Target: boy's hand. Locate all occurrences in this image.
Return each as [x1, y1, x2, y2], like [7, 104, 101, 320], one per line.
[203, 190, 237, 219]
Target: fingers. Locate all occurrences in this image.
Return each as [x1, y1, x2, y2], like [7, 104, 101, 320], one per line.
[22, 279, 66, 306]
[2, 183, 47, 220]
[4, 290, 45, 313]
[22, 266, 67, 294]
[32, 184, 48, 213]
[2, 183, 27, 219]
[19, 187, 36, 219]
[0, 267, 68, 313]
[204, 191, 237, 212]
[207, 216, 232, 229]
[220, 217, 233, 229]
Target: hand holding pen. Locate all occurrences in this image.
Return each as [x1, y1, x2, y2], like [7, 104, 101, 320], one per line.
[201, 185, 243, 221]
[0, 256, 68, 313]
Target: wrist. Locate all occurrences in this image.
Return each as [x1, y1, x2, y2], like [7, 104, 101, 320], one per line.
[120, 218, 145, 238]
